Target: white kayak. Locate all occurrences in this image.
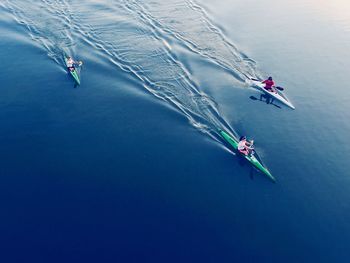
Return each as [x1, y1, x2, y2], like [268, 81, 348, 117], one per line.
[249, 79, 295, 110]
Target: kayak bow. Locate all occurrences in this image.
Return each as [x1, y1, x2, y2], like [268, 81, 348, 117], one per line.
[65, 57, 81, 85]
[250, 79, 295, 109]
[219, 129, 275, 182]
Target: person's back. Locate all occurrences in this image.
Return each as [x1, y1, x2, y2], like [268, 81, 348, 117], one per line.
[237, 135, 254, 156]
[66, 57, 76, 72]
[262, 76, 275, 90]
[67, 57, 74, 67]
[237, 136, 249, 155]
[237, 139, 246, 151]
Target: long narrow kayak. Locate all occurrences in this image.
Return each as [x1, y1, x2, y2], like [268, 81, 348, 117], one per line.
[219, 130, 275, 182]
[250, 79, 295, 109]
[65, 57, 81, 85]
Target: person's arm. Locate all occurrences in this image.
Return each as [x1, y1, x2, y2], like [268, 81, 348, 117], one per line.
[271, 82, 277, 92]
[246, 140, 254, 149]
[74, 60, 83, 67]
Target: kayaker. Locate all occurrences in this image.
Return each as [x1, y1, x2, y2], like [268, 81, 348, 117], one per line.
[66, 56, 80, 72]
[237, 136, 254, 156]
[262, 77, 276, 93]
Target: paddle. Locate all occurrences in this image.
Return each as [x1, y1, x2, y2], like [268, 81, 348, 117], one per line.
[78, 61, 83, 72]
[250, 77, 260, 81]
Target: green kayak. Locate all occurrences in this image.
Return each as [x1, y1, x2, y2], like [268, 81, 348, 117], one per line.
[65, 57, 81, 85]
[219, 130, 275, 182]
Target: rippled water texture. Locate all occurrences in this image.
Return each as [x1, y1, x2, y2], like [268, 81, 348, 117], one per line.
[1, 0, 264, 140]
[1, 0, 350, 262]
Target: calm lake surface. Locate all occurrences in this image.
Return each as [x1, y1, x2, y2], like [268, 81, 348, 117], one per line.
[1, 0, 350, 262]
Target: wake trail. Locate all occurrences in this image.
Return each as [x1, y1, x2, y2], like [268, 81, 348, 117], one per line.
[2, 0, 80, 64]
[70, 0, 236, 141]
[122, 0, 261, 82]
[2, 0, 250, 143]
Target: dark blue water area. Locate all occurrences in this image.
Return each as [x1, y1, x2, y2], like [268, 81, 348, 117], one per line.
[1, 1, 350, 262]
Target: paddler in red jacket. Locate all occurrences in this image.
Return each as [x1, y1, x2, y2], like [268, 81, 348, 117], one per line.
[262, 76, 276, 93]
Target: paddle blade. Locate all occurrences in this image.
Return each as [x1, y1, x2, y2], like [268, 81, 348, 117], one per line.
[250, 78, 261, 81]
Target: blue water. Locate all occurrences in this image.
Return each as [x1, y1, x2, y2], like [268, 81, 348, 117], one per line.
[1, 0, 350, 262]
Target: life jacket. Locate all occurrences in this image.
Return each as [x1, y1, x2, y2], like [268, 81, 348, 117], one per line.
[263, 79, 275, 88]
